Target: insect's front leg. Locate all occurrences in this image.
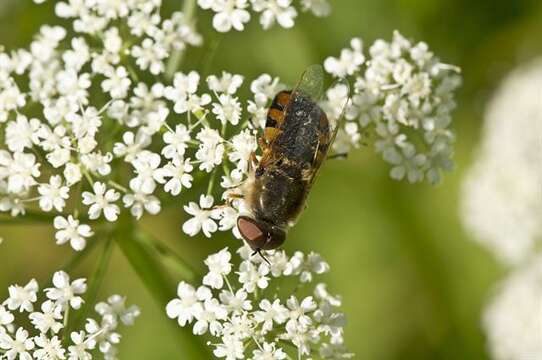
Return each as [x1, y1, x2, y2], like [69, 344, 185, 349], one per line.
[249, 151, 259, 172]
[221, 192, 245, 207]
[327, 153, 348, 160]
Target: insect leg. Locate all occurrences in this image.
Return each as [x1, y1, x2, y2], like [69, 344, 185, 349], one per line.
[249, 151, 258, 171]
[327, 153, 348, 160]
[251, 250, 271, 266]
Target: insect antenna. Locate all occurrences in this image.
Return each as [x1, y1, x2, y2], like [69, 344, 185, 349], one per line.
[251, 250, 271, 266]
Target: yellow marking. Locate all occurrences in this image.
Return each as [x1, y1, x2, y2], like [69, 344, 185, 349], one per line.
[268, 108, 284, 126]
[276, 92, 291, 107]
[264, 127, 281, 142]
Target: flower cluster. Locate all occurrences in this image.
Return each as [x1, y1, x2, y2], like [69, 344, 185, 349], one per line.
[461, 58, 542, 266]
[460, 59, 542, 360]
[197, 0, 331, 32]
[0, 270, 139, 360]
[483, 254, 542, 360]
[324, 32, 462, 184]
[166, 246, 352, 359]
[0, 3, 460, 252]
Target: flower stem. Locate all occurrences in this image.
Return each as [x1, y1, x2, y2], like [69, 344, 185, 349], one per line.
[73, 234, 115, 330]
[114, 214, 211, 357]
[165, 0, 197, 80]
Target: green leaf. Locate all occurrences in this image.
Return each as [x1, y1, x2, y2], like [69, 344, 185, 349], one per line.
[72, 235, 115, 331]
[115, 215, 210, 358]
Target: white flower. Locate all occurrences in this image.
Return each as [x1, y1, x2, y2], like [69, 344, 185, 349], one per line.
[238, 261, 269, 293]
[122, 191, 161, 219]
[338, 31, 461, 184]
[33, 334, 66, 359]
[324, 38, 365, 78]
[82, 182, 121, 221]
[252, 0, 298, 30]
[195, 127, 225, 173]
[68, 331, 95, 360]
[5, 279, 39, 313]
[113, 130, 151, 162]
[0, 151, 41, 193]
[5, 115, 40, 152]
[0, 305, 14, 325]
[131, 38, 167, 75]
[228, 129, 257, 172]
[254, 299, 288, 332]
[80, 152, 112, 176]
[84, 317, 121, 358]
[29, 300, 64, 334]
[193, 298, 228, 335]
[0, 328, 35, 360]
[45, 271, 87, 310]
[250, 73, 283, 100]
[161, 124, 191, 161]
[95, 295, 141, 326]
[212, 94, 242, 126]
[301, 0, 331, 17]
[182, 195, 221, 237]
[37, 175, 70, 212]
[56, 69, 91, 105]
[252, 342, 287, 360]
[101, 66, 131, 99]
[286, 295, 317, 327]
[213, 335, 244, 359]
[207, 72, 244, 95]
[219, 289, 252, 314]
[155, 158, 194, 196]
[167, 246, 352, 358]
[0, 271, 137, 359]
[198, 0, 251, 32]
[461, 58, 542, 265]
[53, 215, 94, 251]
[483, 255, 542, 360]
[203, 248, 233, 289]
[166, 282, 204, 327]
[129, 150, 161, 194]
[164, 71, 210, 114]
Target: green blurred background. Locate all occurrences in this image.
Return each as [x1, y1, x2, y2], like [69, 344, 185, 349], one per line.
[1, 0, 541, 359]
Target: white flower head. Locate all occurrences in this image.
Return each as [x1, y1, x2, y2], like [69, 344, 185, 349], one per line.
[167, 246, 352, 358]
[82, 182, 121, 222]
[483, 255, 542, 360]
[461, 58, 542, 265]
[198, 0, 251, 32]
[182, 194, 221, 237]
[45, 271, 87, 310]
[5, 279, 39, 313]
[203, 248, 233, 289]
[54, 215, 94, 251]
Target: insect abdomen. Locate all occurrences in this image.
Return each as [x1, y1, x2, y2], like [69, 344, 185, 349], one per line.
[251, 92, 330, 227]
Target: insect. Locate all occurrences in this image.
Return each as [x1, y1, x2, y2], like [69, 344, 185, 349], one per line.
[235, 65, 349, 259]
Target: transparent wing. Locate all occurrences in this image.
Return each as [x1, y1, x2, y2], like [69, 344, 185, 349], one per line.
[325, 77, 352, 154]
[305, 77, 351, 191]
[291, 64, 325, 101]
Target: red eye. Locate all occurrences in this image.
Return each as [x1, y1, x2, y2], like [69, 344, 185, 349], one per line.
[237, 217, 264, 243]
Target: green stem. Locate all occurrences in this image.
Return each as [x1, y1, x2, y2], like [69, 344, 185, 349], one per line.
[82, 236, 115, 313]
[74, 235, 115, 327]
[135, 230, 198, 282]
[201, 36, 223, 77]
[60, 236, 101, 274]
[0, 210, 89, 224]
[62, 307, 70, 342]
[114, 214, 211, 357]
[165, 0, 197, 80]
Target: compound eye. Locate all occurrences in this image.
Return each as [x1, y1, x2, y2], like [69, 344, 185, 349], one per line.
[263, 227, 286, 250]
[237, 216, 265, 249]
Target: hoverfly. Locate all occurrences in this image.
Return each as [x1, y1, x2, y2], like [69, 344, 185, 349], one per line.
[235, 65, 349, 259]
